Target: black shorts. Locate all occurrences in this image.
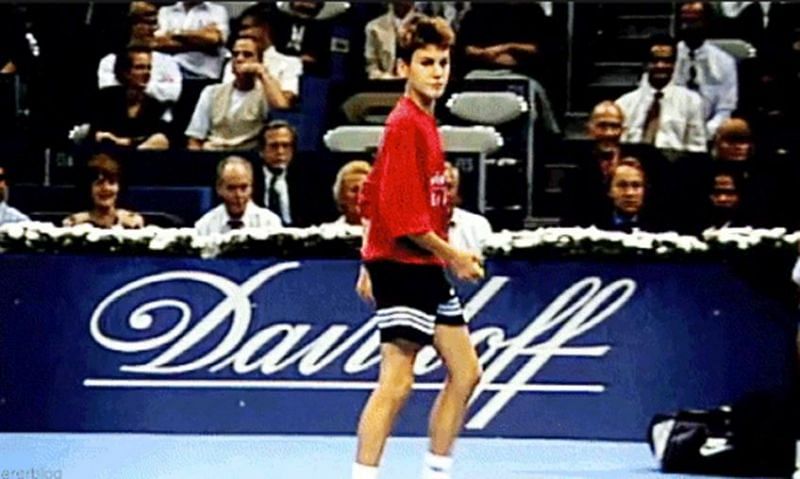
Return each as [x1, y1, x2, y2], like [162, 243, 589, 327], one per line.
[365, 260, 466, 346]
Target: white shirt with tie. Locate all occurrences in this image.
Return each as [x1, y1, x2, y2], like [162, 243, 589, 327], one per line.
[194, 201, 281, 235]
[673, 41, 738, 137]
[262, 166, 292, 226]
[616, 77, 708, 152]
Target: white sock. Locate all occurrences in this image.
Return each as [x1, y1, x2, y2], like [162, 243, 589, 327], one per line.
[421, 451, 453, 479]
[352, 462, 379, 479]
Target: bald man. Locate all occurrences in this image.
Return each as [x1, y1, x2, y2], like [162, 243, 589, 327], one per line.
[587, 100, 626, 178]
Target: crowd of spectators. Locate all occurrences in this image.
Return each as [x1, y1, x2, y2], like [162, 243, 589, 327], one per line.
[0, 1, 798, 241]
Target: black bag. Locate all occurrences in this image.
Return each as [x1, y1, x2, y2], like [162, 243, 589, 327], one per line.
[648, 395, 795, 477]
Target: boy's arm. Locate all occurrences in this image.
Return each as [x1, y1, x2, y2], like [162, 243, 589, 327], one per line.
[407, 231, 484, 282]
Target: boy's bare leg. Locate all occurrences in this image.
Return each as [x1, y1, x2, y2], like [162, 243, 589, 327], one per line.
[356, 339, 422, 466]
[427, 324, 482, 455]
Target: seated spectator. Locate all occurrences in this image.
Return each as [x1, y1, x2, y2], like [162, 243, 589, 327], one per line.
[456, 1, 561, 135]
[364, 0, 416, 80]
[591, 157, 662, 232]
[63, 153, 144, 229]
[252, 120, 318, 226]
[154, 1, 229, 79]
[154, 1, 229, 131]
[270, 1, 336, 76]
[194, 155, 281, 235]
[711, 117, 752, 163]
[445, 161, 492, 256]
[708, 116, 788, 227]
[97, 2, 183, 104]
[185, 37, 274, 150]
[616, 34, 707, 152]
[327, 160, 371, 226]
[674, 2, 738, 137]
[221, 5, 301, 108]
[0, 163, 30, 225]
[92, 44, 171, 150]
[704, 170, 748, 229]
[562, 101, 626, 226]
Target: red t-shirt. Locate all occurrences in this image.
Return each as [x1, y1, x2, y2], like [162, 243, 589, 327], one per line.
[360, 97, 449, 266]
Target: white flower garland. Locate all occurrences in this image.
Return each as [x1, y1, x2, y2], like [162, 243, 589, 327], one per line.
[0, 221, 797, 259]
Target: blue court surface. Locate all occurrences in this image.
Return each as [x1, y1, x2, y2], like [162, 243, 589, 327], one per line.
[0, 433, 754, 478]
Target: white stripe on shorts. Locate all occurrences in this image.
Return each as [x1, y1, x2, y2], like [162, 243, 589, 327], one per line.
[377, 318, 434, 336]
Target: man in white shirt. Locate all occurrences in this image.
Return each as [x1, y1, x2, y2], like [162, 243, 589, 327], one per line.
[674, 2, 738, 137]
[364, 0, 416, 80]
[195, 155, 281, 235]
[221, 5, 301, 108]
[185, 37, 283, 150]
[0, 164, 29, 225]
[445, 161, 492, 257]
[616, 34, 708, 153]
[97, 2, 183, 104]
[154, 1, 229, 80]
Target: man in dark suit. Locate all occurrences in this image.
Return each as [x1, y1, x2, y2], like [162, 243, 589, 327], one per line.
[252, 120, 320, 227]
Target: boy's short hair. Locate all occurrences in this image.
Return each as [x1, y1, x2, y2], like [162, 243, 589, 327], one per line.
[396, 13, 455, 64]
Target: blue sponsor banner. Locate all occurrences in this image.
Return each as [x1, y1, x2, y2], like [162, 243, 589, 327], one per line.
[0, 254, 795, 440]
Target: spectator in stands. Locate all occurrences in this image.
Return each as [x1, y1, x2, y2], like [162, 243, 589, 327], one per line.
[707, 117, 787, 227]
[252, 120, 317, 226]
[592, 157, 661, 232]
[185, 37, 275, 150]
[704, 170, 747, 228]
[270, 1, 336, 76]
[674, 2, 738, 138]
[63, 153, 144, 228]
[195, 155, 281, 234]
[445, 161, 492, 257]
[364, 0, 416, 80]
[221, 5, 301, 108]
[155, 1, 229, 131]
[616, 34, 707, 153]
[456, 2, 561, 135]
[562, 101, 627, 226]
[98, 2, 183, 105]
[92, 44, 171, 150]
[712, 117, 752, 163]
[720, 1, 799, 59]
[0, 163, 30, 225]
[415, 2, 472, 32]
[327, 159, 371, 226]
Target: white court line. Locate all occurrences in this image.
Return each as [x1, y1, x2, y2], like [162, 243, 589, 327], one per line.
[83, 378, 604, 393]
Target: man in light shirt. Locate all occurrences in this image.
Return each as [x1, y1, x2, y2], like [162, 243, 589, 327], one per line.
[155, 1, 229, 129]
[0, 164, 30, 225]
[194, 155, 281, 235]
[616, 33, 707, 152]
[674, 2, 738, 137]
[185, 37, 280, 150]
[155, 1, 229, 80]
[221, 5, 301, 108]
[364, 0, 416, 80]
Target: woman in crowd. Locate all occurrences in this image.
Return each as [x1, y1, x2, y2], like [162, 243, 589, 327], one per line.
[91, 43, 171, 150]
[63, 153, 144, 228]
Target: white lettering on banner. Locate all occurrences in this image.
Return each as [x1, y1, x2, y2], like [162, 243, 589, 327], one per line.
[87, 263, 636, 429]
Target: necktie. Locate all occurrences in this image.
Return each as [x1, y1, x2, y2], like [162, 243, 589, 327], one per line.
[642, 90, 663, 145]
[267, 170, 282, 217]
[227, 219, 244, 230]
[687, 49, 699, 91]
